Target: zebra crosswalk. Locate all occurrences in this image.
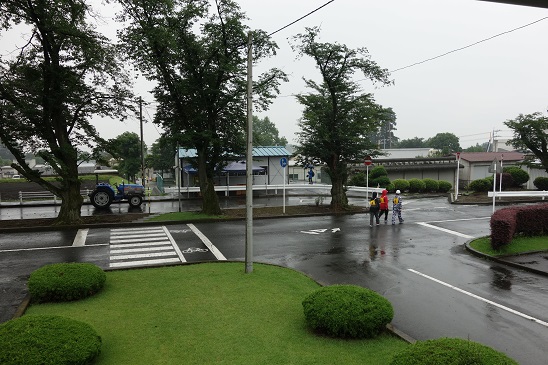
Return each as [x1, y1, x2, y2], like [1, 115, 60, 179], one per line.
[109, 226, 185, 269]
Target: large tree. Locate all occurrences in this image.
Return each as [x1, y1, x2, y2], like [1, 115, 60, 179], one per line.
[107, 132, 143, 181]
[291, 27, 392, 210]
[116, 0, 286, 215]
[426, 132, 461, 155]
[396, 137, 426, 149]
[505, 112, 548, 172]
[0, 0, 132, 224]
[252, 116, 288, 146]
[146, 135, 176, 178]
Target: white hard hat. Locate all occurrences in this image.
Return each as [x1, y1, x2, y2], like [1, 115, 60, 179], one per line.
[396, 190, 401, 194]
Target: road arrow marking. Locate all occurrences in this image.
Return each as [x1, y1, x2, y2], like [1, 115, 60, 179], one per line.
[300, 228, 341, 234]
[331, 228, 340, 233]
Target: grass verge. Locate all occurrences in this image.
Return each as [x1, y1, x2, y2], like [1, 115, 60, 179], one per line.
[470, 235, 548, 256]
[25, 263, 407, 364]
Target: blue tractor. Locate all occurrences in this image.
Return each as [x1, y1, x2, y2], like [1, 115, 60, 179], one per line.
[89, 170, 145, 209]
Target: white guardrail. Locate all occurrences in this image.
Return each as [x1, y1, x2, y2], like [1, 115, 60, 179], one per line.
[487, 190, 548, 200]
[18, 190, 93, 205]
[166, 184, 385, 197]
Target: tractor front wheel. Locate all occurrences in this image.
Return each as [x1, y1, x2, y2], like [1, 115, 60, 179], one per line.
[91, 191, 112, 208]
[128, 195, 143, 207]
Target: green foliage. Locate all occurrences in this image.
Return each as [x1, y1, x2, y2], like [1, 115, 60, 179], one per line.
[533, 177, 548, 190]
[396, 137, 426, 148]
[389, 337, 518, 365]
[503, 166, 529, 187]
[0, 315, 101, 365]
[146, 136, 176, 176]
[107, 132, 143, 182]
[372, 175, 391, 188]
[348, 172, 367, 186]
[422, 178, 439, 192]
[494, 173, 513, 190]
[408, 178, 426, 193]
[28, 263, 106, 303]
[437, 180, 453, 193]
[369, 166, 388, 180]
[386, 183, 396, 192]
[291, 26, 392, 209]
[469, 178, 492, 192]
[392, 179, 409, 192]
[253, 116, 288, 146]
[302, 285, 394, 339]
[504, 112, 548, 173]
[426, 132, 461, 155]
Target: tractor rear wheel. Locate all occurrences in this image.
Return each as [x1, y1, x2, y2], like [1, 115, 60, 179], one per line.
[128, 195, 143, 207]
[91, 191, 112, 208]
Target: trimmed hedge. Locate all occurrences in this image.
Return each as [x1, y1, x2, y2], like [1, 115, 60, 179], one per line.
[494, 173, 513, 190]
[469, 178, 491, 192]
[408, 178, 426, 193]
[302, 285, 393, 339]
[0, 315, 102, 365]
[371, 175, 391, 188]
[422, 178, 439, 192]
[390, 338, 518, 365]
[392, 179, 409, 192]
[503, 166, 529, 187]
[438, 180, 452, 193]
[533, 176, 548, 190]
[28, 263, 106, 303]
[490, 204, 548, 248]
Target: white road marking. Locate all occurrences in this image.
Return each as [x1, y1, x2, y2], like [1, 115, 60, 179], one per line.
[416, 222, 474, 239]
[110, 245, 173, 254]
[72, 229, 89, 247]
[110, 236, 171, 244]
[186, 224, 227, 261]
[110, 241, 171, 249]
[110, 257, 180, 268]
[408, 269, 548, 328]
[162, 226, 188, 263]
[110, 251, 178, 260]
[0, 244, 107, 253]
[426, 217, 490, 223]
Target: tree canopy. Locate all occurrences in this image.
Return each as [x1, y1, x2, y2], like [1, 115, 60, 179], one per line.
[505, 112, 548, 172]
[396, 137, 426, 149]
[426, 133, 461, 155]
[0, 0, 132, 224]
[291, 27, 392, 210]
[116, 0, 287, 215]
[252, 116, 288, 146]
[107, 132, 144, 181]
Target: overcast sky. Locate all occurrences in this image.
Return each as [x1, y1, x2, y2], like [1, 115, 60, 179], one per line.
[3, 0, 548, 150]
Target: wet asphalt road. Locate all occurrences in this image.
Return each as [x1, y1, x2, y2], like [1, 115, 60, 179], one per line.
[0, 197, 547, 365]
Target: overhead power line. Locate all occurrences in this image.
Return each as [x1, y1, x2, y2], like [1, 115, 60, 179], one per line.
[390, 16, 548, 73]
[268, 0, 336, 37]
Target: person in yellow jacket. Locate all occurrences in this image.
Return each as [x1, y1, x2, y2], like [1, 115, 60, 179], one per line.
[391, 190, 404, 225]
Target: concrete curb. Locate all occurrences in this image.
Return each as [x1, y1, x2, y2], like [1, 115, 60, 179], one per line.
[464, 239, 548, 277]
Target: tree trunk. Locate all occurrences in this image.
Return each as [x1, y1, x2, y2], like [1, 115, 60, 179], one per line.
[330, 174, 348, 211]
[197, 154, 222, 216]
[55, 179, 83, 225]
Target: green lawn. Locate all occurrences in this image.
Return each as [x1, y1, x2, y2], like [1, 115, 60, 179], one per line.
[146, 211, 225, 222]
[470, 235, 548, 256]
[25, 263, 407, 364]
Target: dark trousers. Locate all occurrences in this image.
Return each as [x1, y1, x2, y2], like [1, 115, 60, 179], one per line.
[370, 210, 380, 226]
[379, 209, 389, 221]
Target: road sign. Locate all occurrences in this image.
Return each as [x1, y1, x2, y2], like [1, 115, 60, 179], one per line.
[280, 157, 288, 168]
[364, 156, 372, 166]
[456, 152, 460, 159]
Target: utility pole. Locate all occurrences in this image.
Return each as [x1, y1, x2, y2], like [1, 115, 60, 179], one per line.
[245, 31, 253, 274]
[139, 96, 145, 191]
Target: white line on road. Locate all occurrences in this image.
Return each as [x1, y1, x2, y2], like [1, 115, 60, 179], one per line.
[110, 257, 180, 268]
[162, 226, 187, 263]
[110, 251, 178, 260]
[110, 246, 174, 254]
[72, 229, 89, 247]
[425, 217, 490, 224]
[0, 243, 108, 253]
[186, 224, 227, 261]
[416, 222, 474, 239]
[408, 269, 548, 328]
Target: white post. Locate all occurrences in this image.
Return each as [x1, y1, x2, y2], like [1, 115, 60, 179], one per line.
[455, 153, 460, 199]
[492, 160, 497, 213]
[498, 154, 503, 200]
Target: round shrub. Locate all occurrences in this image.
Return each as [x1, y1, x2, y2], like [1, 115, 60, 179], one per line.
[392, 179, 409, 192]
[28, 263, 106, 303]
[302, 285, 393, 339]
[0, 315, 102, 365]
[408, 178, 426, 193]
[503, 166, 529, 187]
[348, 172, 366, 186]
[438, 180, 452, 193]
[533, 176, 548, 190]
[494, 173, 513, 190]
[371, 175, 391, 188]
[385, 183, 396, 192]
[369, 165, 388, 179]
[468, 178, 491, 192]
[390, 337, 518, 365]
[422, 178, 439, 193]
